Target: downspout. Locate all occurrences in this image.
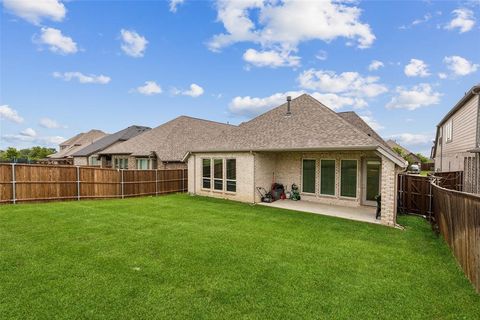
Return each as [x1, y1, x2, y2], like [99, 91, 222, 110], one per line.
[193, 154, 196, 195]
[252, 151, 256, 203]
[474, 88, 480, 148]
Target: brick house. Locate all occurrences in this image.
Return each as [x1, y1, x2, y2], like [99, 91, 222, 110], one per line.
[184, 94, 406, 226]
[99, 116, 234, 170]
[71, 125, 150, 167]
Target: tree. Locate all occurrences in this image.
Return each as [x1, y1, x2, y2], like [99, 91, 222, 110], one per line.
[4, 147, 19, 161]
[416, 153, 429, 163]
[392, 146, 405, 157]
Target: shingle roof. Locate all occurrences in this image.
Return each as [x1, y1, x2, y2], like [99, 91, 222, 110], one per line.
[71, 125, 150, 157]
[99, 116, 234, 161]
[386, 139, 412, 155]
[191, 94, 380, 152]
[48, 129, 106, 159]
[337, 111, 390, 148]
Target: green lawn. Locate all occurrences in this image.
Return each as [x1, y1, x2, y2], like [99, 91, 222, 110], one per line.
[1, 195, 479, 319]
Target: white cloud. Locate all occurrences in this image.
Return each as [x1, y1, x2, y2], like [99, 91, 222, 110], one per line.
[53, 72, 111, 84]
[169, 0, 185, 13]
[443, 55, 479, 76]
[315, 50, 328, 61]
[0, 105, 24, 123]
[120, 29, 148, 58]
[3, 0, 66, 25]
[297, 69, 388, 98]
[134, 81, 162, 95]
[399, 13, 435, 29]
[388, 133, 434, 146]
[243, 48, 300, 68]
[404, 59, 430, 77]
[386, 84, 442, 110]
[360, 115, 384, 131]
[445, 8, 476, 33]
[36, 27, 77, 55]
[39, 117, 66, 129]
[368, 60, 384, 71]
[438, 72, 448, 79]
[2, 133, 65, 146]
[20, 128, 37, 137]
[208, 0, 375, 66]
[173, 83, 204, 97]
[229, 90, 366, 117]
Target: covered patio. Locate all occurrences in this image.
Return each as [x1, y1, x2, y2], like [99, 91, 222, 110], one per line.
[258, 199, 380, 225]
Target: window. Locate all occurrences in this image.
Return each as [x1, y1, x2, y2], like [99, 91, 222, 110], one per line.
[114, 157, 128, 169]
[320, 160, 335, 196]
[341, 160, 357, 198]
[445, 120, 453, 142]
[89, 156, 100, 166]
[226, 159, 236, 192]
[136, 158, 150, 170]
[213, 159, 223, 190]
[302, 159, 316, 193]
[202, 159, 211, 189]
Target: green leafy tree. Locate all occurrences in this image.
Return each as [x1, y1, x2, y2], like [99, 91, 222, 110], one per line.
[392, 146, 405, 157]
[416, 153, 429, 163]
[4, 147, 19, 161]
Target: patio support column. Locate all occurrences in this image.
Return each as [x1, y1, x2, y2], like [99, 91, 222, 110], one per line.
[380, 155, 396, 226]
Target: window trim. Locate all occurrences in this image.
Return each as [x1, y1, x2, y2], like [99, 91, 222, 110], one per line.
[136, 158, 151, 170]
[319, 159, 336, 197]
[213, 158, 224, 191]
[114, 157, 129, 169]
[88, 155, 100, 166]
[301, 158, 317, 195]
[445, 120, 453, 143]
[225, 158, 237, 193]
[339, 159, 359, 199]
[201, 158, 212, 190]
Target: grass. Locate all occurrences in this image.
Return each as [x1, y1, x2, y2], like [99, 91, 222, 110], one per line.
[1, 194, 479, 319]
[420, 170, 433, 176]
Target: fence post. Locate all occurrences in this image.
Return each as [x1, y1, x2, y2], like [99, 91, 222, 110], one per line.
[155, 169, 158, 196]
[76, 166, 80, 201]
[121, 169, 124, 199]
[11, 163, 16, 204]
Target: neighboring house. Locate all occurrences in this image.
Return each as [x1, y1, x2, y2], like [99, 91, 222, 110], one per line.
[71, 125, 151, 167]
[386, 140, 422, 164]
[99, 116, 234, 170]
[432, 84, 480, 193]
[184, 94, 406, 226]
[46, 130, 106, 165]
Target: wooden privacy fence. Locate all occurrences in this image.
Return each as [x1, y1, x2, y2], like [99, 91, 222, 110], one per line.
[432, 182, 480, 293]
[0, 164, 187, 204]
[397, 171, 464, 217]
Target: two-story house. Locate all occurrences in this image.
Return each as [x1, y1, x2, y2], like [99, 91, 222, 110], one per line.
[432, 84, 480, 193]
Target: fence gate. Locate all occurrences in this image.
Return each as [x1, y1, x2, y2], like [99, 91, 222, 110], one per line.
[397, 171, 464, 217]
[397, 174, 432, 217]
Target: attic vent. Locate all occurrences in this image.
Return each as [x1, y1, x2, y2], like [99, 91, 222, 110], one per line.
[286, 96, 292, 116]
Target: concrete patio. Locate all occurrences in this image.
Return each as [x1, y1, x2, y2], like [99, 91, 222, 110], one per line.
[258, 199, 380, 225]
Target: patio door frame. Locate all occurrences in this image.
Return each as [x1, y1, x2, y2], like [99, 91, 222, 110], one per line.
[362, 158, 381, 207]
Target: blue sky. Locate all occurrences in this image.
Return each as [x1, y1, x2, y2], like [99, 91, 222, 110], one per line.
[1, 0, 479, 155]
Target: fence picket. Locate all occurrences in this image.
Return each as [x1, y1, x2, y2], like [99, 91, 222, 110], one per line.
[0, 164, 187, 204]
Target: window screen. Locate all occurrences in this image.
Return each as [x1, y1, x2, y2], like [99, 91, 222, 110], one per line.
[302, 159, 316, 193]
[226, 159, 236, 192]
[320, 160, 335, 195]
[214, 159, 223, 190]
[202, 159, 211, 189]
[341, 160, 357, 198]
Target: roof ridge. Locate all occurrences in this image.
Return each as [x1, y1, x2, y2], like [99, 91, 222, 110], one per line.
[178, 115, 236, 127]
[302, 94, 379, 146]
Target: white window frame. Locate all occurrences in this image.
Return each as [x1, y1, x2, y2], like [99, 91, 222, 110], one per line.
[225, 158, 237, 193]
[136, 158, 151, 170]
[213, 158, 224, 191]
[319, 159, 336, 197]
[201, 158, 212, 190]
[445, 120, 453, 143]
[339, 159, 359, 199]
[114, 157, 129, 169]
[89, 155, 100, 166]
[301, 158, 317, 194]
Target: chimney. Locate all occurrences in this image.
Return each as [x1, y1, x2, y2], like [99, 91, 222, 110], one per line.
[286, 96, 292, 115]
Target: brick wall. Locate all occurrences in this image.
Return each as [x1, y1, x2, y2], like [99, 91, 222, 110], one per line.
[73, 157, 88, 166]
[189, 152, 255, 203]
[380, 155, 397, 226]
